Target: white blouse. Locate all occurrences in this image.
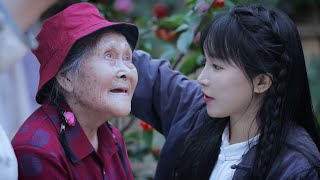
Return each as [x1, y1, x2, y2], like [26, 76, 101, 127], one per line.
[209, 127, 259, 180]
[0, 124, 18, 180]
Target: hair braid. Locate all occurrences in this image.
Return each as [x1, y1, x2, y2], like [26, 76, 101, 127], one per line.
[43, 78, 79, 161]
[251, 50, 291, 178]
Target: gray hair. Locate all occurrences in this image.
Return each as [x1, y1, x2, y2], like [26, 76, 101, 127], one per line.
[39, 28, 115, 104]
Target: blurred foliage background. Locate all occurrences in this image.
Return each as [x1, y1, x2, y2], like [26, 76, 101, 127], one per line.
[52, 0, 320, 179]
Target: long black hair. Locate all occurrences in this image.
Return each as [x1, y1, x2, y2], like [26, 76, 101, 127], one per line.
[176, 4, 320, 179]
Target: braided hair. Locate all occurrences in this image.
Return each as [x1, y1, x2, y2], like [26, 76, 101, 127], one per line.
[176, 5, 320, 179]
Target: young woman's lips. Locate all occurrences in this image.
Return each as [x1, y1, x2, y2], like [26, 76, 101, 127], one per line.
[203, 94, 214, 104]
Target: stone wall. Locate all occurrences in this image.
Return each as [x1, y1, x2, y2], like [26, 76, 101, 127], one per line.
[295, 7, 320, 61]
[298, 23, 320, 60]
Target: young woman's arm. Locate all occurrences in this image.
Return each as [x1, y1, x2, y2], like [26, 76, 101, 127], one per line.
[132, 50, 204, 137]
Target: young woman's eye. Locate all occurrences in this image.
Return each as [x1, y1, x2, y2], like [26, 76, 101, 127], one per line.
[212, 64, 223, 70]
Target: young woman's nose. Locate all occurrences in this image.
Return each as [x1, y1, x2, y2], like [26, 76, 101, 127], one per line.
[197, 71, 209, 86]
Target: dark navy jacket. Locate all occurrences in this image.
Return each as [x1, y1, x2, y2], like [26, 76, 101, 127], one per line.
[132, 50, 320, 180]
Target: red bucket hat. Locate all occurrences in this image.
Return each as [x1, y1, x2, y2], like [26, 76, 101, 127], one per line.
[33, 2, 139, 104]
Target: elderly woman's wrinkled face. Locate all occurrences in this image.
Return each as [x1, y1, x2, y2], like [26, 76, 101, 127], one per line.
[71, 32, 137, 119]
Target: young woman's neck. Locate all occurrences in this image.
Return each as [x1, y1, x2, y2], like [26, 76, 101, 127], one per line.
[228, 117, 259, 144]
[228, 105, 260, 144]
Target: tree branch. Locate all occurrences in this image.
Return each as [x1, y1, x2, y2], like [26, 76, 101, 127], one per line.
[120, 117, 137, 134]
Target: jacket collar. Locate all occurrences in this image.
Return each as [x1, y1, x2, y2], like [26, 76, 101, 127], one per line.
[41, 101, 118, 163]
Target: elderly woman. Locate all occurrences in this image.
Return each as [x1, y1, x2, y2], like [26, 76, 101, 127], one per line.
[12, 2, 138, 180]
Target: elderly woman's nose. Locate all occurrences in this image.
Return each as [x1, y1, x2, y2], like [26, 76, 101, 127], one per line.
[116, 70, 127, 79]
[115, 61, 130, 78]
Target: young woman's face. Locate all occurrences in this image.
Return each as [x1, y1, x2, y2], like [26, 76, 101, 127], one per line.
[197, 52, 254, 118]
[70, 32, 137, 119]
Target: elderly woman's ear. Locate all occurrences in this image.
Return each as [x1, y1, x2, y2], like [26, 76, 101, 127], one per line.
[56, 73, 74, 92]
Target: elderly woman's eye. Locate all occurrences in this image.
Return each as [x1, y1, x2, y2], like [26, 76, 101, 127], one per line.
[124, 56, 130, 61]
[105, 52, 112, 59]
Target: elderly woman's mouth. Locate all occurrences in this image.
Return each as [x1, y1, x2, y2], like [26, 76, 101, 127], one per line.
[110, 88, 128, 94]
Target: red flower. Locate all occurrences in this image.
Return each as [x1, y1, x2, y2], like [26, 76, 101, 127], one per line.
[193, 32, 201, 46]
[212, 0, 224, 9]
[114, 0, 134, 14]
[140, 121, 153, 131]
[197, 3, 209, 13]
[152, 3, 169, 19]
[152, 147, 161, 156]
[155, 28, 177, 41]
[151, 147, 161, 160]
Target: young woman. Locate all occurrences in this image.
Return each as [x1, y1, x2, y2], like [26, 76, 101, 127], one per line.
[12, 3, 138, 179]
[131, 5, 320, 179]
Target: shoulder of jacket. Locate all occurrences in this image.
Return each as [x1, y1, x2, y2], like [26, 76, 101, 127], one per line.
[286, 166, 320, 179]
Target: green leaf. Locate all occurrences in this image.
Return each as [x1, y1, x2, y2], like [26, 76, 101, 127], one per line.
[307, 57, 320, 114]
[134, 16, 153, 29]
[189, 14, 202, 29]
[185, 0, 198, 8]
[127, 145, 149, 161]
[124, 131, 141, 143]
[177, 30, 194, 53]
[142, 130, 153, 150]
[175, 24, 189, 33]
[179, 53, 203, 75]
[160, 48, 176, 62]
[140, 41, 153, 53]
[157, 14, 185, 30]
